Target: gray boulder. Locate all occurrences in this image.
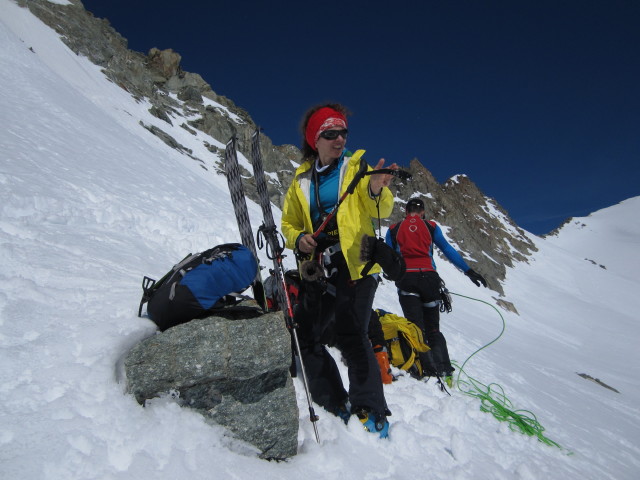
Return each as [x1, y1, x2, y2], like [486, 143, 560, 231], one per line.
[124, 305, 299, 460]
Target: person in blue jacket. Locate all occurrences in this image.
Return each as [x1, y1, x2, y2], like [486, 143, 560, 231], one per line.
[386, 197, 488, 385]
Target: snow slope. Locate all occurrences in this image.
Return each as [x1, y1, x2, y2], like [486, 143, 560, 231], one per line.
[1, 1, 639, 479]
[545, 197, 640, 282]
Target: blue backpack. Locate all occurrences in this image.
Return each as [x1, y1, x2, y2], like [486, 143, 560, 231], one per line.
[138, 243, 258, 331]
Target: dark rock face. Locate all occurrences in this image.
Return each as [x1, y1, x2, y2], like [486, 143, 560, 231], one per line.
[124, 306, 299, 460]
[388, 160, 538, 296]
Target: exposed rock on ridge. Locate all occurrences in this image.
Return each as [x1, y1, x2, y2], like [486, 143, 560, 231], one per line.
[17, 0, 293, 206]
[389, 160, 538, 295]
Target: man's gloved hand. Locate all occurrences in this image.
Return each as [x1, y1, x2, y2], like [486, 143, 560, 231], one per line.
[465, 268, 487, 287]
[360, 235, 406, 281]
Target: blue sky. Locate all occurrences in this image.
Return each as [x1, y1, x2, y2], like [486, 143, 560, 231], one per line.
[81, 0, 639, 235]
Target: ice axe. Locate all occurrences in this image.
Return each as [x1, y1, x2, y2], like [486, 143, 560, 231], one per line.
[308, 167, 411, 244]
[297, 165, 411, 280]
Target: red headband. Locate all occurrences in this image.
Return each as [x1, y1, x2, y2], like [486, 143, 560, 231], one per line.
[305, 107, 348, 151]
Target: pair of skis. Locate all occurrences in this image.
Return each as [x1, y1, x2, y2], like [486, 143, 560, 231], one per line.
[224, 130, 320, 443]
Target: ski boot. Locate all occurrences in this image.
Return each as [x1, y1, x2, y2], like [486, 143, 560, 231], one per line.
[355, 409, 389, 439]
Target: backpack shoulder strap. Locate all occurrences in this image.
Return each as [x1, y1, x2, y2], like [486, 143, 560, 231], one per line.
[424, 219, 436, 237]
[138, 252, 196, 317]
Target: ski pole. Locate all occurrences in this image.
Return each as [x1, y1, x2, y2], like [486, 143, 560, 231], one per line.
[257, 224, 321, 443]
[250, 129, 321, 442]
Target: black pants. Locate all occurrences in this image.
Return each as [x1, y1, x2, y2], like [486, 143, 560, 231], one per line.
[397, 270, 454, 376]
[294, 254, 386, 416]
[367, 310, 385, 348]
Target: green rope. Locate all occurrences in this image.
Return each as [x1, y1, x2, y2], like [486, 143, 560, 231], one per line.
[449, 292, 564, 450]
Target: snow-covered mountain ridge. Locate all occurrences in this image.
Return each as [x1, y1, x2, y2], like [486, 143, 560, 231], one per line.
[16, 0, 537, 298]
[2, 1, 639, 479]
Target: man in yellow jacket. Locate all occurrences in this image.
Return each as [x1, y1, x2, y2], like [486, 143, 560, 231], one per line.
[281, 104, 397, 438]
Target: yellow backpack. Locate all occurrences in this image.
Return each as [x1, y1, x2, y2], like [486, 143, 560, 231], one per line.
[377, 310, 430, 377]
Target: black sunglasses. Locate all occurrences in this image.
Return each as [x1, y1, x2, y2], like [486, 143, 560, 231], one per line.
[319, 129, 348, 140]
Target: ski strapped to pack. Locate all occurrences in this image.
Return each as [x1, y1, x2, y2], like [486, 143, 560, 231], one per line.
[224, 137, 267, 311]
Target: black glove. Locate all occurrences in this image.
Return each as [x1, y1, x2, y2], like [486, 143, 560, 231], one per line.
[360, 235, 406, 281]
[465, 268, 487, 287]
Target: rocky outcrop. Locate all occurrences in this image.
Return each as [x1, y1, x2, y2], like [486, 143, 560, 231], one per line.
[387, 160, 538, 296]
[124, 305, 299, 460]
[18, 0, 293, 207]
[148, 47, 181, 78]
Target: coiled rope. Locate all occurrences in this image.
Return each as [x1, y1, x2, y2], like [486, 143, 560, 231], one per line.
[449, 292, 564, 450]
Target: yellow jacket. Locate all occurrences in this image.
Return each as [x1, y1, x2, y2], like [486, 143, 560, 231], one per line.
[281, 150, 394, 280]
